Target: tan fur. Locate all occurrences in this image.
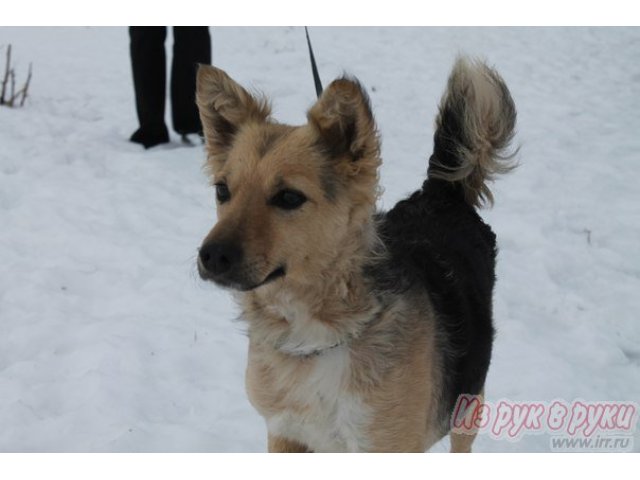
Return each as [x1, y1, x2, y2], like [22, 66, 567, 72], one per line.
[196, 64, 482, 452]
[268, 434, 311, 453]
[450, 389, 485, 453]
[359, 298, 444, 452]
[450, 431, 477, 453]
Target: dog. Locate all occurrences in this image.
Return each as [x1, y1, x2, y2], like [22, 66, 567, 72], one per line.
[195, 56, 516, 452]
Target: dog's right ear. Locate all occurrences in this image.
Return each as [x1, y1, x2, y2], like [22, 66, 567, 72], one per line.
[306, 77, 379, 164]
[196, 65, 271, 162]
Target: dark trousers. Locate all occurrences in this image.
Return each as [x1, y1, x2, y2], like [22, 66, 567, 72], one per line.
[129, 27, 211, 136]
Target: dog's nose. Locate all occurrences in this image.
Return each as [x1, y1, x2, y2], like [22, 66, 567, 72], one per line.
[199, 242, 243, 275]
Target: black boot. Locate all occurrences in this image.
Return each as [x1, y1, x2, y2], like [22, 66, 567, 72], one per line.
[130, 125, 170, 149]
[129, 27, 170, 148]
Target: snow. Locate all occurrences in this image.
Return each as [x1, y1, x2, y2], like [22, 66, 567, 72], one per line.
[1, 26, 639, 452]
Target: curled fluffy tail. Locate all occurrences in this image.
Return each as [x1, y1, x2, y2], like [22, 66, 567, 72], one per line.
[428, 57, 517, 208]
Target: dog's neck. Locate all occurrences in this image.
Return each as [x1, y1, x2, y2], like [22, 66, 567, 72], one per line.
[240, 219, 382, 357]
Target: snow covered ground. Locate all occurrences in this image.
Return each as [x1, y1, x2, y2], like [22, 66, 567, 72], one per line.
[0, 27, 639, 452]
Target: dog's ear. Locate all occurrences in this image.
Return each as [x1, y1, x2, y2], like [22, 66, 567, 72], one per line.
[196, 65, 271, 160]
[307, 77, 380, 164]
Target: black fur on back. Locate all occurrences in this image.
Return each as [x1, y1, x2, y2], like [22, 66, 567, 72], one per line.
[362, 57, 517, 431]
[367, 176, 496, 428]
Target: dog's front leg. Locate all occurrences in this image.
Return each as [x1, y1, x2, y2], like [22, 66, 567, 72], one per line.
[268, 434, 312, 453]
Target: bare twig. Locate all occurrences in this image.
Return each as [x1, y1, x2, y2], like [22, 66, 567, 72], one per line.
[0, 44, 11, 105]
[0, 44, 32, 108]
[9, 69, 16, 107]
[20, 62, 32, 107]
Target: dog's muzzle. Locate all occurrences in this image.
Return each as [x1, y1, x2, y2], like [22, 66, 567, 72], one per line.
[198, 242, 285, 291]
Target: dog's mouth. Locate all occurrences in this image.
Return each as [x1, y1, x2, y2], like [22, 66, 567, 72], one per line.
[200, 263, 286, 292]
[261, 266, 286, 286]
[234, 266, 286, 292]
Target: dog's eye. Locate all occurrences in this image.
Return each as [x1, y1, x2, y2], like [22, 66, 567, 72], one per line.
[270, 189, 307, 210]
[215, 183, 231, 203]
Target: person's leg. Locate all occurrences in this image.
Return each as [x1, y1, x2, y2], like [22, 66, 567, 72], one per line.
[129, 26, 169, 148]
[171, 27, 212, 136]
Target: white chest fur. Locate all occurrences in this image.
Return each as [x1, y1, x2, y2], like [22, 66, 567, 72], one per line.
[265, 291, 347, 356]
[264, 346, 371, 452]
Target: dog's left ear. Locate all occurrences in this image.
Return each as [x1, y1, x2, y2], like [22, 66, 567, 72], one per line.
[196, 65, 271, 161]
[307, 77, 380, 164]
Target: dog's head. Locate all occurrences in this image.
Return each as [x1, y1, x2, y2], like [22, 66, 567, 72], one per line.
[196, 66, 381, 291]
